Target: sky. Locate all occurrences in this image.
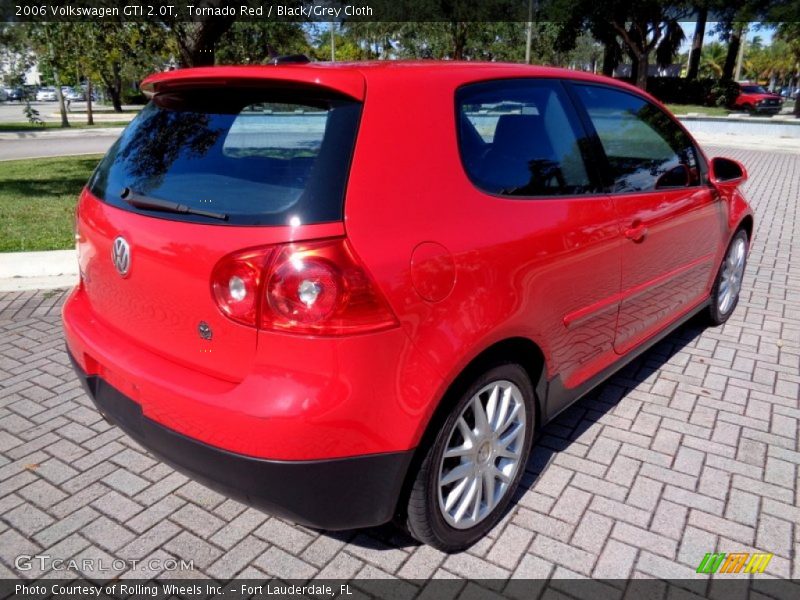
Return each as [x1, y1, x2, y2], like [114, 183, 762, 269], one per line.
[678, 22, 775, 54]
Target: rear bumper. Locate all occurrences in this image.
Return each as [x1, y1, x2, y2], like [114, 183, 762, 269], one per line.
[62, 285, 442, 460]
[69, 351, 413, 530]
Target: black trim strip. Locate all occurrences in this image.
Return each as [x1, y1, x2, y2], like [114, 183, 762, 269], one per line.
[68, 352, 413, 531]
[544, 299, 710, 421]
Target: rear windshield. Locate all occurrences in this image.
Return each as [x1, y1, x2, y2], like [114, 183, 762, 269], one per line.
[88, 87, 362, 226]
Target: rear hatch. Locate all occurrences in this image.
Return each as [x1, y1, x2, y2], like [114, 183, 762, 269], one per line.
[77, 75, 363, 381]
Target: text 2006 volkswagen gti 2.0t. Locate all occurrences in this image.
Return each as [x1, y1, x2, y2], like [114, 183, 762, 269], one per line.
[63, 60, 753, 551]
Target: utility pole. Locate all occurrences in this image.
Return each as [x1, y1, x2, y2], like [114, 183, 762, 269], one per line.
[330, 22, 335, 62]
[525, 0, 533, 64]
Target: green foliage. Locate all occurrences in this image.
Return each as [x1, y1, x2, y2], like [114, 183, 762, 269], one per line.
[23, 102, 44, 127]
[709, 79, 741, 107]
[699, 42, 728, 78]
[542, 0, 692, 86]
[24, 22, 172, 109]
[217, 22, 310, 64]
[121, 90, 148, 105]
[647, 77, 717, 105]
[743, 38, 795, 81]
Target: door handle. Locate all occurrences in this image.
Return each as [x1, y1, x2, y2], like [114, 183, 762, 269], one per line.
[625, 224, 648, 242]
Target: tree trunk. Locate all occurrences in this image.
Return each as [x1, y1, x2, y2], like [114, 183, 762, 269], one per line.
[451, 22, 467, 60]
[636, 51, 649, 90]
[105, 85, 122, 112]
[602, 43, 617, 76]
[630, 55, 640, 85]
[52, 66, 70, 128]
[104, 64, 123, 112]
[722, 25, 743, 81]
[686, 7, 707, 80]
[86, 78, 94, 126]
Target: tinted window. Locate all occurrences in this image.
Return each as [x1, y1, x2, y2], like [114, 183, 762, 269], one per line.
[89, 88, 361, 226]
[741, 85, 767, 94]
[456, 80, 593, 197]
[574, 85, 700, 193]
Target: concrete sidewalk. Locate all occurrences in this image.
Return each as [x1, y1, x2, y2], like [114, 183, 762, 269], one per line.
[693, 132, 800, 154]
[0, 250, 77, 292]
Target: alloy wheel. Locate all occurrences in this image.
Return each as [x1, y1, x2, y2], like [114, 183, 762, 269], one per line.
[437, 380, 526, 529]
[718, 236, 747, 315]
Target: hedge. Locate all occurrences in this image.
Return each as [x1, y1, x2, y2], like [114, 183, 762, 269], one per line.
[615, 77, 741, 107]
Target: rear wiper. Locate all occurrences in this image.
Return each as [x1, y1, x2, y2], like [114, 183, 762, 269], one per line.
[120, 187, 228, 221]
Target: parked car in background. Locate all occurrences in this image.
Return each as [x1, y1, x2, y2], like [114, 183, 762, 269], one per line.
[779, 86, 799, 100]
[732, 82, 783, 114]
[0, 88, 7, 102]
[3, 87, 25, 101]
[64, 61, 754, 552]
[36, 87, 57, 101]
[65, 88, 85, 101]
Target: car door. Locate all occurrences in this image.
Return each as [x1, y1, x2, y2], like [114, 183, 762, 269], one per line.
[571, 83, 724, 355]
[451, 78, 623, 397]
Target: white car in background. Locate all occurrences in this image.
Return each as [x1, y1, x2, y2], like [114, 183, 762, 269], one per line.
[65, 88, 85, 101]
[36, 87, 57, 101]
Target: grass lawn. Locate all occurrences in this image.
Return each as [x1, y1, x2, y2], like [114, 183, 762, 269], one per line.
[0, 154, 103, 252]
[0, 121, 130, 132]
[665, 104, 730, 116]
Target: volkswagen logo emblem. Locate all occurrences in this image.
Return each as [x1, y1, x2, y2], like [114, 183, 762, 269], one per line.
[111, 236, 131, 277]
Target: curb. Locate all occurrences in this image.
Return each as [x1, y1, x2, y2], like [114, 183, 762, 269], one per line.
[0, 127, 124, 141]
[0, 250, 78, 292]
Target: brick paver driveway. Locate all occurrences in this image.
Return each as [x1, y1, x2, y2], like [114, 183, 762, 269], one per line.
[0, 146, 797, 584]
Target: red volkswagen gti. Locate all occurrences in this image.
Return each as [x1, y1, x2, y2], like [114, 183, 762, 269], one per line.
[63, 61, 753, 551]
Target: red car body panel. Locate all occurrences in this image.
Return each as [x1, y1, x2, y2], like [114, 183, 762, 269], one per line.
[63, 62, 753, 528]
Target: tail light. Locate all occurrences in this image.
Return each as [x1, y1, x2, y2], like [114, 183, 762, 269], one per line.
[211, 249, 264, 326]
[211, 238, 398, 335]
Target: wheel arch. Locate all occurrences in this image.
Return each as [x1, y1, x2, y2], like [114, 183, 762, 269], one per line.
[394, 336, 547, 521]
[738, 214, 753, 241]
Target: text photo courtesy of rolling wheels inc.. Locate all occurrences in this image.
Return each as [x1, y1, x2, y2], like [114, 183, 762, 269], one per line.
[0, 2, 799, 600]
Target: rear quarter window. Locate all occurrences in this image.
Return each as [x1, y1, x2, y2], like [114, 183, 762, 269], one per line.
[456, 79, 595, 197]
[89, 87, 361, 226]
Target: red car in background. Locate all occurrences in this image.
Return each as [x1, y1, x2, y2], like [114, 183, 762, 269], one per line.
[63, 61, 753, 551]
[732, 82, 784, 114]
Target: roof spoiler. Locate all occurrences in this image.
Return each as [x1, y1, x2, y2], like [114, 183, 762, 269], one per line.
[140, 65, 365, 101]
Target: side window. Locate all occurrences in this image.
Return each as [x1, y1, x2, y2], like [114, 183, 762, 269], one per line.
[573, 84, 701, 193]
[456, 80, 593, 197]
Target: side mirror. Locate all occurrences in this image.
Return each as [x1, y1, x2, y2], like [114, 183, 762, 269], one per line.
[655, 164, 690, 189]
[709, 157, 748, 189]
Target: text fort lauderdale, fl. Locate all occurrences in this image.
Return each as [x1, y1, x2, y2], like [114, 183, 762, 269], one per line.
[17, 584, 354, 597]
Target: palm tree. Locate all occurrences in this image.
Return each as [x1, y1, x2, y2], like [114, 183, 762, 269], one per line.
[699, 42, 727, 78]
[686, 4, 708, 80]
[776, 22, 800, 117]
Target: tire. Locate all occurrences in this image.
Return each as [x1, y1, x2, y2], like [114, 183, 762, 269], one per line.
[405, 363, 535, 552]
[708, 229, 749, 326]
